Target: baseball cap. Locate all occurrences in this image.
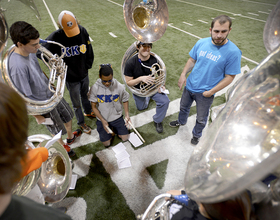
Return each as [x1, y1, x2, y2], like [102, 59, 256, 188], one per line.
[58, 10, 80, 37]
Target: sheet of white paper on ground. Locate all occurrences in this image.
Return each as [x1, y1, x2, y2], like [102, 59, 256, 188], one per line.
[117, 157, 132, 169]
[129, 132, 143, 147]
[112, 142, 126, 154]
[69, 174, 78, 190]
[45, 130, 62, 149]
[115, 150, 130, 162]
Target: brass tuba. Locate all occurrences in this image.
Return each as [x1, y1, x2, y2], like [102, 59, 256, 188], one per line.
[1, 40, 67, 115]
[121, 0, 169, 97]
[12, 135, 72, 203]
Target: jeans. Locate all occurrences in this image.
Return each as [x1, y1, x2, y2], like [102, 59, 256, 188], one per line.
[66, 75, 92, 125]
[178, 87, 214, 138]
[133, 92, 170, 123]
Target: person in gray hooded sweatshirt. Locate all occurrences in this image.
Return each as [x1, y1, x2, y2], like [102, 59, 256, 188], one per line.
[88, 64, 131, 147]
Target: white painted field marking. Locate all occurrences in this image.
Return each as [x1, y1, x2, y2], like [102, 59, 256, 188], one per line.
[107, 0, 123, 7]
[183, 22, 193, 26]
[168, 24, 201, 39]
[176, 0, 267, 22]
[42, 0, 58, 30]
[198, 19, 208, 24]
[242, 0, 275, 7]
[109, 32, 117, 38]
[248, 12, 259, 16]
[258, 11, 270, 14]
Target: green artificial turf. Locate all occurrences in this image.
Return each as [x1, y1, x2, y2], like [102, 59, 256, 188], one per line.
[2, 0, 278, 219]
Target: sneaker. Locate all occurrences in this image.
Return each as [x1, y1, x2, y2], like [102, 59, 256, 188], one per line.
[154, 122, 163, 133]
[169, 120, 181, 127]
[63, 144, 76, 157]
[67, 128, 82, 145]
[84, 112, 96, 118]
[80, 123, 91, 134]
[191, 137, 199, 145]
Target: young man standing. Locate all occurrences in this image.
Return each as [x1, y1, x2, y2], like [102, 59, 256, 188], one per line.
[170, 15, 242, 145]
[124, 41, 170, 133]
[9, 21, 81, 157]
[41, 10, 94, 134]
[88, 64, 131, 147]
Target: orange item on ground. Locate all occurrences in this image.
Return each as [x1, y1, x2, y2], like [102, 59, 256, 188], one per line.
[21, 147, 49, 178]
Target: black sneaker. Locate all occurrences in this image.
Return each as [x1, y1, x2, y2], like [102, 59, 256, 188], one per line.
[154, 122, 163, 133]
[67, 129, 82, 145]
[191, 137, 199, 145]
[169, 120, 181, 127]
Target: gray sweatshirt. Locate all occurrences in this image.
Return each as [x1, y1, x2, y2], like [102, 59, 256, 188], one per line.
[88, 78, 129, 122]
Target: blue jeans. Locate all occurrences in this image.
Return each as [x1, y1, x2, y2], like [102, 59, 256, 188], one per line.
[66, 75, 92, 125]
[178, 87, 214, 138]
[133, 92, 170, 123]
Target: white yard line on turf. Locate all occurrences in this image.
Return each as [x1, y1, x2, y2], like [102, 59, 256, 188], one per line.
[176, 0, 267, 23]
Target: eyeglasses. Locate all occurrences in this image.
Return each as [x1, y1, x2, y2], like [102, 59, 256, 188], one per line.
[99, 63, 112, 69]
[141, 44, 152, 49]
[102, 79, 113, 83]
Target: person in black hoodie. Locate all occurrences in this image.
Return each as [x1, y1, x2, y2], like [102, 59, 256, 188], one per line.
[41, 10, 94, 135]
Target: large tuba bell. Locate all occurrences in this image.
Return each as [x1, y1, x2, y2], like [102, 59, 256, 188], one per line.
[141, 1, 280, 219]
[1, 40, 67, 115]
[121, 0, 169, 97]
[12, 135, 72, 203]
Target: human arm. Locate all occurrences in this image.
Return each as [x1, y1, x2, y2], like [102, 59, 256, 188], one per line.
[203, 74, 235, 97]
[122, 101, 131, 127]
[84, 27, 94, 69]
[33, 115, 47, 124]
[125, 75, 155, 87]
[91, 102, 110, 133]
[178, 57, 196, 90]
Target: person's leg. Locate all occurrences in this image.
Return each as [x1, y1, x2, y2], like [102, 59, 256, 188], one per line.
[151, 92, 170, 123]
[192, 93, 214, 138]
[178, 88, 194, 125]
[80, 76, 92, 114]
[133, 94, 150, 110]
[66, 81, 85, 125]
[110, 117, 130, 142]
[96, 120, 113, 147]
[56, 98, 82, 144]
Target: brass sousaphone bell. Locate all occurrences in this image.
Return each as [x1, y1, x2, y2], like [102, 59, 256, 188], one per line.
[121, 0, 169, 97]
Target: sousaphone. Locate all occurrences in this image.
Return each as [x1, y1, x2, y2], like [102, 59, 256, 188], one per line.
[121, 0, 169, 97]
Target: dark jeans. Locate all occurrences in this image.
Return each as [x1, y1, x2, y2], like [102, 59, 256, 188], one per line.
[178, 87, 214, 138]
[66, 75, 92, 125]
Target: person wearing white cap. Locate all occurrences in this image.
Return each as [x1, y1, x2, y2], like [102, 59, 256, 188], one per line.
[40, 10, 94, 135]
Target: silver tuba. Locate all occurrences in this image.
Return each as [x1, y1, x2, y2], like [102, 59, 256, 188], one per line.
[121, 0, 168, 97]
[1, 40, 67, 115]
[12, 135, 72, 203]
[141, 1, 280, 220]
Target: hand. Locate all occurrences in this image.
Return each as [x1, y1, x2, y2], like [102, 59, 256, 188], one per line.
[141, 75, 155, 85]
[124, 116, 131, 129]
[158, 85, 165, 93]
[178, 75, 186, 90]
[102, 120, 111, 134]
[202, 90, 213, 97]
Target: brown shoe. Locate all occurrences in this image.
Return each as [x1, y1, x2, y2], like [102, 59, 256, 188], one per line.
[84, 112, 96, 118]
[63, 144, 76, 157]
[80, 123, 91, 134]
[67, 129, 82, 145]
